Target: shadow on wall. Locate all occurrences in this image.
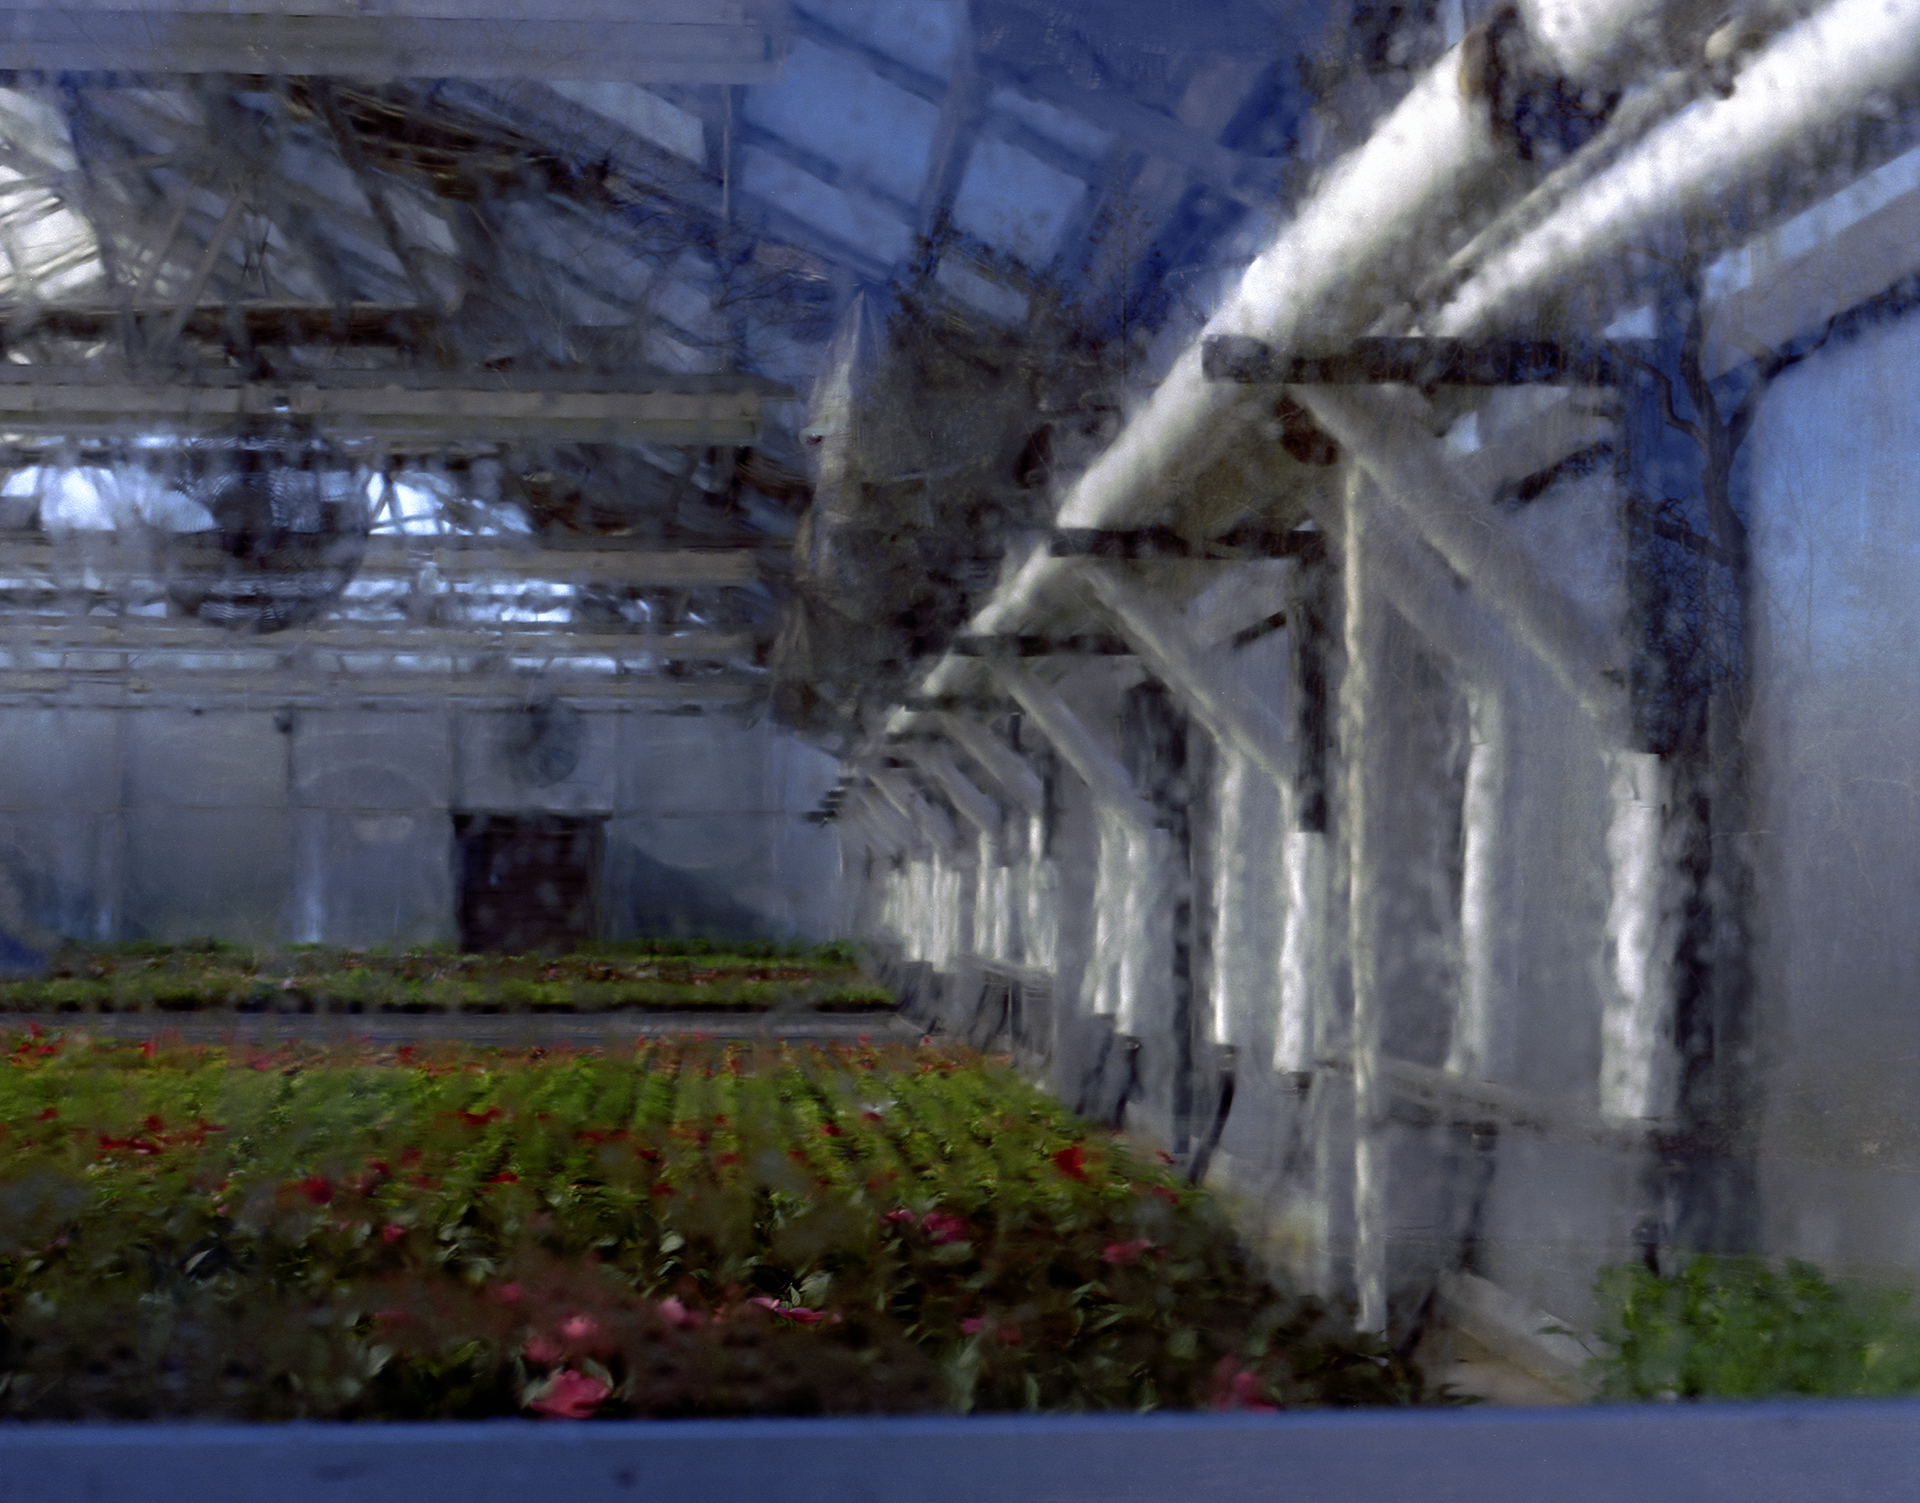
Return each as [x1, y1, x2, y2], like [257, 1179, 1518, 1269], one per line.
[608, 841, 782, 943]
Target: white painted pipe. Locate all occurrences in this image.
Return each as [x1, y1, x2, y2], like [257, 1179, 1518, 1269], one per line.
[1434, 0, 1920, 339]
[945, 0, 1700, 660]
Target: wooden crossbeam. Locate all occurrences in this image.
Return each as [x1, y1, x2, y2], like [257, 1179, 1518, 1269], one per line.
[0, 369, 767, 443]
[0, 621, 753, 659]
[0, 3, 789, 82]
[0, 538, 760, 588]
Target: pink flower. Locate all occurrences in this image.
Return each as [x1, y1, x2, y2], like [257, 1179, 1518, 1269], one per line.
[1101, 1238, 1154, 1266]
[749, 1296, 826, 1324]
[657, 1297, 705, 1329]
[527, 1368, 609, 1419]
[380, 1224, 407, 1244]
[960, 1317, 984, 1335]
[559, 1314, 598, 1343]
[920, 1211, 968, 1245]
[524, 1335, 564, 1364]
[880, 1208, 917, 1226]
[493, 1282, 523, 1306]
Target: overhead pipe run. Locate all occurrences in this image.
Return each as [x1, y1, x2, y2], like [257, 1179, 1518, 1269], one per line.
[1430, 0, 1920, 341]
[918, 0, 1731, 709]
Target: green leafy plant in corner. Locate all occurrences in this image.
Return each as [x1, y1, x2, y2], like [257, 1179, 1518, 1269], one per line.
[1590, 1254, 1920, 1400]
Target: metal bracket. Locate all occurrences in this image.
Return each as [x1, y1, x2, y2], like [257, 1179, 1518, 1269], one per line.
[1202, 334, 1651, 388]
[1050, 525, 1326, 562]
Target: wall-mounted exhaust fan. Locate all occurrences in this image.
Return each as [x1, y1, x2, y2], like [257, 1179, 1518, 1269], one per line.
[162, 421, 369, 632]
[501, 696, 584, 787]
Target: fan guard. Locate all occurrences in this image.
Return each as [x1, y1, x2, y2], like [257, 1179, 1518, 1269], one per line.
[162, 428, 370, 633]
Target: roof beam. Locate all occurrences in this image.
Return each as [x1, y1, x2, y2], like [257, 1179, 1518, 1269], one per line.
[0, 2, 791, 82]
[0, 669, 759, 707]
[0, 621, 753, 659]
[0, 369, 764, 443]
[0, 537, 761, 589]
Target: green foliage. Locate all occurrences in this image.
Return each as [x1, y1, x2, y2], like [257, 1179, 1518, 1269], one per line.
[4, 942, 887, 1015]
[0, 1029, 1430, 1420]
[1590, 1255, 1920, 1401]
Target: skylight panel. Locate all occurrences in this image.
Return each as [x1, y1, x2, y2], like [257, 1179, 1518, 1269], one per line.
[548, 81, 707, 164]
[803, 0, 959, 79]
[987, 88, 1113, 162]
[742, 38, 938, 205]
[950, 138, 1086, 267]
[738, 145, 912, 267]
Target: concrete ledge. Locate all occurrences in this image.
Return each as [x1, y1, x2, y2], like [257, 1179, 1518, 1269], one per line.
[1438, 1270, 1600, 1398]
[3, 1402, 1920, 1502]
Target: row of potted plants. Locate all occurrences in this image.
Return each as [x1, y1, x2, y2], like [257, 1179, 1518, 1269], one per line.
[0, 1026, 1429, 1419]
[5, 941, 889, 1015]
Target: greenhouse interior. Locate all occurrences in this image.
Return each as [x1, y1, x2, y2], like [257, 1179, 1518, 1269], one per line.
[2, 0, 1920, 1436]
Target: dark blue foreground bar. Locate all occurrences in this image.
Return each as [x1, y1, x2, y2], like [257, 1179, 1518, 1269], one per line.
[2, 1401, 1918, 1503]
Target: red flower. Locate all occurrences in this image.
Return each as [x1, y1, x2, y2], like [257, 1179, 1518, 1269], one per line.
[527, 1369, 609, 1419]
[861, 1110, 884, 1123]
[920, 1211, 968, 1245]
[139, 1040, 156, 1060]
[399, 1147, 423, 1168]
[880, 1209, 916, 1226]
[1101, 1238, 1154, 1266]
[998, 1323, 1023, 1347]
[1052, 1145, 1088, 1180]
[819, 1122, 842, 1137]
[458, 1106, 506, 1127]
[650, 1183, 674, 1197]
[380, 1223, 407, 1244]
[34, 1107, 56, 1122]
[485, 1170, 520, 1186]
[493, 1283, 524, 1306]
[1210, 1359, 1279, 1413]
[296, 1176, 333, 1205]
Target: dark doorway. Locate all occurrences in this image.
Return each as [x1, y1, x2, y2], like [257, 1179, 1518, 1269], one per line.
[454, 812, 605, 954]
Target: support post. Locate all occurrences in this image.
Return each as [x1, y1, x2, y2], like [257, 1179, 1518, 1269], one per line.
[936, 713, 1047, 816]
[1449, 683, 1516, 1083]
[1077, 563, 1296, 791]
[1295, 385, 1625, 736]
[1344, 465, 1391, 1335]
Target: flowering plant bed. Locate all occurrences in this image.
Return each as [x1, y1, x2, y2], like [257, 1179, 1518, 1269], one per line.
[0, 1027, 1430, 1420]
[0, 941, 890, 1015]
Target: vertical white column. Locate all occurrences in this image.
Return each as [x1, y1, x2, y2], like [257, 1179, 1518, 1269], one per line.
[1449, 683, 1512, 1082]
[1210, 746, 1255, 1046]
[1023, 812, 1057, 973]
[1345, 467, 1391, 1335]
[1114, 822, 1173, 1039]
[1603, 750, 1679, 1119]
[1275, 824, 1327, 1073]
[1083, 806, 1127, 1019]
